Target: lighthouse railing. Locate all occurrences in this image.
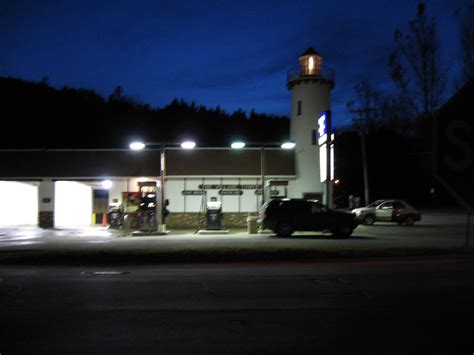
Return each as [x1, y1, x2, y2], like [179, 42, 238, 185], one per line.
[287, 65, 335, 84]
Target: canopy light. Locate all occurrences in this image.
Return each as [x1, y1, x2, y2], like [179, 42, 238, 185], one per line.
[101, 180, 113, 189]
[129, 141, 145, 151]
[281, 142, 296, 149]
[231, 142, 246, 149]
[181, 141, 196, 149]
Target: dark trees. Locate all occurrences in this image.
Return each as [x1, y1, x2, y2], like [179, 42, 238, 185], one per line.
[388, 3, 447, 120]
[458, 2, 474, 81]
[0, 77, 289, 149]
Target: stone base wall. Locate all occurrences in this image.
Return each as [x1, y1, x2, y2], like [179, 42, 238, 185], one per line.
[39, 211, 54, 229]
[166, 212, 257, 229]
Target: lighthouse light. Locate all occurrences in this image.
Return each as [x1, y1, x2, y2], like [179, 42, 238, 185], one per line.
[308, 56, 314, 72]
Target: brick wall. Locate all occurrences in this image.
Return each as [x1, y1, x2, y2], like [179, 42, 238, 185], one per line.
[166, 212, 257, 229]
[39, 211, 54, 229]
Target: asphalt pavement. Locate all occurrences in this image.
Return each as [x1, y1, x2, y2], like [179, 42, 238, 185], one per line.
[0, 211, 472, 263]
[1, 256, 474, 354]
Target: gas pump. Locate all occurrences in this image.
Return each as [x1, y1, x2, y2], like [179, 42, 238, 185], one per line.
[206, 197, 222, 230]
[138, 181, 159, 232]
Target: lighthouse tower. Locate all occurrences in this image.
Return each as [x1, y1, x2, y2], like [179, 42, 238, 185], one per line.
[287, 48, 335, 204]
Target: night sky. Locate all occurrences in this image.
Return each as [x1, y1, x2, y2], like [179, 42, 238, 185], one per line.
[0, 0, 466, 127]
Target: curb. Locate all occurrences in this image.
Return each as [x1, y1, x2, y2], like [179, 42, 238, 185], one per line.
[1, 247, 473, 265]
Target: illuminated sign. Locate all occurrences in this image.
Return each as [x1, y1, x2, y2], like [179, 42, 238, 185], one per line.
[318, 111, 334, 182]
[319, 135, 335, 182]
[318, 113, 327, 145]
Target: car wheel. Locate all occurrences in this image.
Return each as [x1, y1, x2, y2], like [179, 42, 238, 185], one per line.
[332, 224, 353, 238]
[276, 223, 293, 237]
[404, 215, 415, 226]
[363, 215, 375, 225]
[264, 218, 278, 231]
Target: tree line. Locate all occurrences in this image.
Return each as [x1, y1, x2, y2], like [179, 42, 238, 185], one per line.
[0, 78, 289, 149]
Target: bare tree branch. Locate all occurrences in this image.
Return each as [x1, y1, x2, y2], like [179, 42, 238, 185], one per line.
[388, 2, 447, 119]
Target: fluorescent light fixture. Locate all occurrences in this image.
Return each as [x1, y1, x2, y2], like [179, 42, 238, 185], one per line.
[231, 142, 246, 149]
[181, 141, 196, 149]
[101, 180, 113, 189]
[129, 141, 145, 151]
[281, 142, 296, 149]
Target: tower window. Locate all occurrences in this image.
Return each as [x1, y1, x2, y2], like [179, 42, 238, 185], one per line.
[312, 129, 317, 145]
[297, 100, 302, 116]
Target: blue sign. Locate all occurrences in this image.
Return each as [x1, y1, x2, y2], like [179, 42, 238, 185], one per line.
[318, 113, 327, 138]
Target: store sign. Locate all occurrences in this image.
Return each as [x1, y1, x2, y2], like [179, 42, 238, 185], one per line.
[268, 180, 288, 186]
[318, 111, 334, 182]
[318, 113, 327, 146]
[182, 190, 206, 196]
[255, 190, 280, 196]
[139, 181, 158, 187]
[199, 184, 261, 190]
[218, 190, 243, 196]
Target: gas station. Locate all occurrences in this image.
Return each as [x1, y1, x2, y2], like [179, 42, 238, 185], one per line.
[0, 146, 297, 232]
[0, 47, 336, 234]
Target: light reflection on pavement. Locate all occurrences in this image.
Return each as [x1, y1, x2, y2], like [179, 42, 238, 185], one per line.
[0, 226, 115, 248]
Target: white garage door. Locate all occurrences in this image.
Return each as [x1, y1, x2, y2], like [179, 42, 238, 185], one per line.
[55, 181, 92, 227]
[0, 181, 38, 226]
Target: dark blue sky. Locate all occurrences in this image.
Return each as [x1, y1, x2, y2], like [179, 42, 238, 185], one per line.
[0, 0, 466, 127]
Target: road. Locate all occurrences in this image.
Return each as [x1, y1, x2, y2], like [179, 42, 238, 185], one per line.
[1, 256, 474, 354]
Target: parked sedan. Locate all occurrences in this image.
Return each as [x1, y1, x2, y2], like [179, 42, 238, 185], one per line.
[352, 199, 421, 226]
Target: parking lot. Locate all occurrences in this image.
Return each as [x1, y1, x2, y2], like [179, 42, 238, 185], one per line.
[0, 210, 471, 260]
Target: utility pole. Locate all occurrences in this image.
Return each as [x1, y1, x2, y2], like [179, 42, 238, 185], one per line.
[159, 144, 166, 232]
[349, 108, 374, 205]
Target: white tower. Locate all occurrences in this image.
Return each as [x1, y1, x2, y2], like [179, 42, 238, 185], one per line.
[287, 48, 335, 203]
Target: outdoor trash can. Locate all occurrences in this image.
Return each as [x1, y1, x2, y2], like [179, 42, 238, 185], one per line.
[246, 215, 258, 234]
